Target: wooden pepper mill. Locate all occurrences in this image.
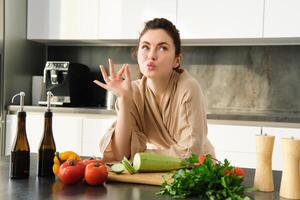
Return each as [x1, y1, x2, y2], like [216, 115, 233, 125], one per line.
[254, 134, 275, 192]
[280, 137, 300, 199]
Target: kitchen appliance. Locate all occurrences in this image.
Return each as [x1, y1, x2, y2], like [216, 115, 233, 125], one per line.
[39, 61, 92, 107]
[105, 90, 117, 110]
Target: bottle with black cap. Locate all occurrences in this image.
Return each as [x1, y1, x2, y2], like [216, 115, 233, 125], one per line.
[10, 91, 30, 179]
[38, 91, 56, 177]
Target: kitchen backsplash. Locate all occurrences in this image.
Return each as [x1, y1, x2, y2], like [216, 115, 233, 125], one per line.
[48, 46, 300, 116]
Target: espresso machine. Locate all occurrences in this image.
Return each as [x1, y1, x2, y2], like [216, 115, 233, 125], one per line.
[39, 61, 92, 107]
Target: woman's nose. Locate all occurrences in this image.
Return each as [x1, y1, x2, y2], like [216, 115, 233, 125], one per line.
[147, 49, 157, 60]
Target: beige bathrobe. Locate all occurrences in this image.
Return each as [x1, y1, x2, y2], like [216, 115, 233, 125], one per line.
[99, 70, 215, 162]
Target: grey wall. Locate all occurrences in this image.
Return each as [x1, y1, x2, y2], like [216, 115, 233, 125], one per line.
[182, 46, 300, 114]
[47, 45, 300, 116]
[4, 0, 46, 106]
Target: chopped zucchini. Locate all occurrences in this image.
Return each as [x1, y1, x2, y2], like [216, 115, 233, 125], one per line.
[111, 163, 125, 174]
[121, 157, 136, 174]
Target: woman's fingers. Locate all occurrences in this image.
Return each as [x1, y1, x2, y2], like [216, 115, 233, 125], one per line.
[125, 64, 131, 81]
[93, 80, 108, 90]
[100, 65, 110, 83]
[116, 64, 126, 79]
[108, 58, 116, 79]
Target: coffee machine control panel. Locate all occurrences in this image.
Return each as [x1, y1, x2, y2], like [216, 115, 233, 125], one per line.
[40, 61, 92, 107]
[43, 61, 70, 84]
[45, 61, 69, 71]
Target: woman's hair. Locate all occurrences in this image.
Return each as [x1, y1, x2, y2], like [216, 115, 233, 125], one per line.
[132, 18, 183, 73]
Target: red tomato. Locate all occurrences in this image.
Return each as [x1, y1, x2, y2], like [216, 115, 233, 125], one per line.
[234, 167, 245, 177]
[84, 161, 108, 186]
[224, 167, 245, 177]
[198, 155, 206, 164]
[83, 158, 105, 167]
[194, 155, 206, 166]
[59, 159, 85, 184]
[224, 169, 233, 175]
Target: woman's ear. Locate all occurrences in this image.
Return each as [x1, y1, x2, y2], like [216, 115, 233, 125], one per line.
[173, 54, 183, 69]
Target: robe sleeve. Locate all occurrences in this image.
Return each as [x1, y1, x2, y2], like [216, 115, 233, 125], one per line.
[146, 80, 215, 159]
[99, 98, 147, 162]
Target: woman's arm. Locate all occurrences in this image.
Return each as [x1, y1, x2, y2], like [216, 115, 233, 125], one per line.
[111, 96, 133, 160]
[94, 59, 134, 161]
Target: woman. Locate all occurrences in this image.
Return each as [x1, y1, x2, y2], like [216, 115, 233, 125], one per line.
[94, 18, 215, 162]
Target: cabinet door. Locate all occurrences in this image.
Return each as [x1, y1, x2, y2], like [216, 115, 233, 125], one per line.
[264, 0, 300, 38]
[52, 115, 83, 154]
[5, 113, 83, 155]
[5, 115, 17, 155]
[27, 0, 99, 40]
[262, 127, 300, 170]
[98, 0, 176, 39]
[82, 115, 116, 157]
[208, 124, 260, 168]
[177, 0, 264, 39]
[5, 114, 44, 155]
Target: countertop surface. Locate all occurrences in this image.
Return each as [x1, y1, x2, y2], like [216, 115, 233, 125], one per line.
[0, 154, 282, 200]
[6, 105, 300, 126]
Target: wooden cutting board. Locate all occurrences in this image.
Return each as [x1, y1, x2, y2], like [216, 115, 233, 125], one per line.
[107, 171, 173, 186]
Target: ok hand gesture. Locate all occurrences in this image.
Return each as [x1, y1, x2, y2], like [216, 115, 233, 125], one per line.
[93, 59, 132, 99]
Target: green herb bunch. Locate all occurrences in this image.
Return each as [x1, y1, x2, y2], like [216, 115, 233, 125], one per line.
[157, 154, 250, 200]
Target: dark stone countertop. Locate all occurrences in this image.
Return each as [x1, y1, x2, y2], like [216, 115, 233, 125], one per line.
[208, 108, 300, 124]
[6, 105, 300, 125]
[0, 154, 282, 200]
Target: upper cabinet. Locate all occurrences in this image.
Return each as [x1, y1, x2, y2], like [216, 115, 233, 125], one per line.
[264, 0, 300, 38]
[27, 0, 99, 40]
[98, 0, 176, 40]
[177, 0, 264, 39]
[27, 0, 300, 44]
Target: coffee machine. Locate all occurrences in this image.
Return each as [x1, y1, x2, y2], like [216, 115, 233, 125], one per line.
[39, 61, 92, 107]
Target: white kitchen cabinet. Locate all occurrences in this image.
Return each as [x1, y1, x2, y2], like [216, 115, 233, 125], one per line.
[264, 0, 300, 38]
[261, 126, 300, 170]
[82, 115, 116, 157]
[5, 113, 83, 155]
[207, 123, 300, 170]
[177, 0, 264, 39]
[52, 114, 83, 154]
[98, 0, 177, 39]
[5, 114, 43, 155]
[207, 124, 260, 168]
[27, 0, 99, 40]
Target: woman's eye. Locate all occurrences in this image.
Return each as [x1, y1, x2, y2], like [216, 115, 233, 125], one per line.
[141, 45, 149, 50]
[159, 46, 167, 51]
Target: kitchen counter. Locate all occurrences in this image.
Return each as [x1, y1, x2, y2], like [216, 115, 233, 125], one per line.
[0, 154, 282, 200]
[7, 105, 300, 127]
[7, 105, 117, 116]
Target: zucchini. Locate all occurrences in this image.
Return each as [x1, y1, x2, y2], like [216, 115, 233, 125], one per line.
[121, 157, 136, 174]
[111, 163, 125, 174]
[133, 152, 187, 172]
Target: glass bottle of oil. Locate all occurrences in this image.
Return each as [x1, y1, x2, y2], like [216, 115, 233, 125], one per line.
[10, 92, 30, 179]
[38, 92, 56, 177]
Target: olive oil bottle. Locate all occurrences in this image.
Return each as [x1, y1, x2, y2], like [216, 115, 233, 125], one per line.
[10, 92, 30, 179]
[38, 92, 56, 177]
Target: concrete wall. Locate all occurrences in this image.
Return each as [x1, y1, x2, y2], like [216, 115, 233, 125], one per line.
[47, 45, 300, 119]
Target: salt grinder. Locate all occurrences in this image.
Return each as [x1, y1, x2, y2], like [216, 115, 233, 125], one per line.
[280, 137, 300, 199]
[254, 134, 275, 192]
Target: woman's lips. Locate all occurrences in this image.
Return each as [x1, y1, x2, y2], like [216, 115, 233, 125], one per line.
[147, 63, 154, 70]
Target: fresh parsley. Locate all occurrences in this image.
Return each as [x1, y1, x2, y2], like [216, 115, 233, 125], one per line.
[157, 154, 251, 200]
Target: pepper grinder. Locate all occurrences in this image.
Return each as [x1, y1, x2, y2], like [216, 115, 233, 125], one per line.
[280, 137, 300, 199]
[254, 132, 275, 192]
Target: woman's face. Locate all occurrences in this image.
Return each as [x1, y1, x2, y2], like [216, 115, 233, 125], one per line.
[137, 29, 180, 80]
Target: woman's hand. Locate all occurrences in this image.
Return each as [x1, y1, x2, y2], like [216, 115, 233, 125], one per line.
[94, 58, 132, 99]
